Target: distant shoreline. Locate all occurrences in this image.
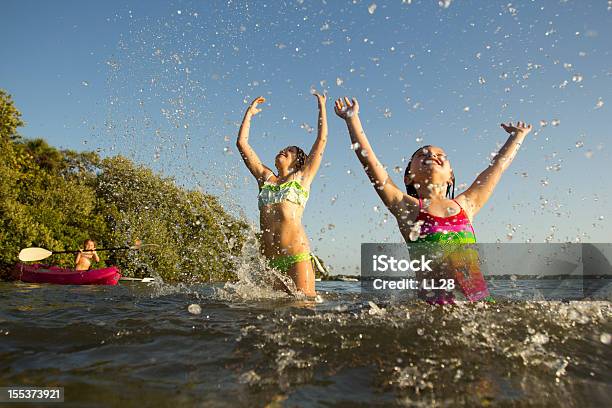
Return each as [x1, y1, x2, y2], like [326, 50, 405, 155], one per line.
[325, 274, 612, 282]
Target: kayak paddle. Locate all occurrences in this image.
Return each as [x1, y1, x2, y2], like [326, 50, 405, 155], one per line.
[18, 241, 155, 262]
[119, 277, 156, 283]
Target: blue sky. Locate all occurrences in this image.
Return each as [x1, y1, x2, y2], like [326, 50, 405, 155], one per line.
[2, 0, 610, 274]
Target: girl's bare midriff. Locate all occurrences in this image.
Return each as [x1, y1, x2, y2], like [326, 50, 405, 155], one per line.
[259, 201, 310, 258]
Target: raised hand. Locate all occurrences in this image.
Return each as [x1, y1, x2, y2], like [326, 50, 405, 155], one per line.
[313, 91, 327, 106]
[247, 96, 266, 116]
[334, 97, 359, 120]
[501, 121, 532, 136]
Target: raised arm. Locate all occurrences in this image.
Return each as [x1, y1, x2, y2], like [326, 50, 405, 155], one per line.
[300, 92, 328, 185]
[334, 97, 410, 212]
[458, 121, 532, 218]
[236, 97, 273, 183]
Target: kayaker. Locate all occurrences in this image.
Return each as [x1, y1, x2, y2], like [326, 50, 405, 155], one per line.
[75, 239, 100, 271]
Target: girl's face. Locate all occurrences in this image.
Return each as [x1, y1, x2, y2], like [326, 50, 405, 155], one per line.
[275, 146, 298, 170]
[84, 241, 96, 250]
[405, 146, 453, 186]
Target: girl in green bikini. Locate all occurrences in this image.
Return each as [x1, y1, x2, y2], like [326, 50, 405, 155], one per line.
[237, 93, 328, 297]
[334, 97, 532, 303]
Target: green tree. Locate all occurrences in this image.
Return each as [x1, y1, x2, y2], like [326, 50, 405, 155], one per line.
[95, 156, 246, 282]
[0, 90, 29, 273]
[1, 89, 247, 282]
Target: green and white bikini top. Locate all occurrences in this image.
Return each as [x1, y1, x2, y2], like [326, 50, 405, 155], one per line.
[258, 173, 309, 210]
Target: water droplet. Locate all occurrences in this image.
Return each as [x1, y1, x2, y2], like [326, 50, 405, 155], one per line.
[541, 179, 549, 186]
[187, 304, 201, 315]
[551, 119, 560, 127]
[571, 74, 583, 83]
[438, 0, 452, 9]
[409, 222, 422, 241]
[368, 3, 377, 14]
[81, 81, 89, 87]
[598, 215, 605, 220]
[415, 137, 423, 143]
[600, 333, 611, 345]
[393, 166, 403, 174]
[463, 106, 470, 112]
[350, 142, 360, 150]
[595, 98, 604, 109]
[383, 108, 392, 118]
[336, 77, 344, 86]
[540, 120, 548, 127]
[373, 205, 380, 212]
[531, 332, 549, 345]
[177, 10, 182, 15]
[300, 123, 314, 133]
[478, 76, 486, 85]
[575, 141, 584, 148]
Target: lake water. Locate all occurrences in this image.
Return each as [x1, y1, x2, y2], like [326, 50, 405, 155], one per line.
[1, 280, 610, 407]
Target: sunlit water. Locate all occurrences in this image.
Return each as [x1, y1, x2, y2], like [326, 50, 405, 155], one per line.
[1, 280, 610, 407]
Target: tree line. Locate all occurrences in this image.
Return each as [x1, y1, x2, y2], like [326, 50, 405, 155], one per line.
[0, 89, 247, 282]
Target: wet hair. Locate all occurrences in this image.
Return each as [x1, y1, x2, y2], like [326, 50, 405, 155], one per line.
[83, 239, 96, 248]
[289, 145, 307, 172]
[404, 145, 455, 199]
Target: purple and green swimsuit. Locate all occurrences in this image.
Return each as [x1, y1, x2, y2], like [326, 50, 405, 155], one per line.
[413, 198, 494, 304]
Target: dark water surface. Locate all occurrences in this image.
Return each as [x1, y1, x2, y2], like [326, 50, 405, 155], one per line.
[0, 281, 610, 407]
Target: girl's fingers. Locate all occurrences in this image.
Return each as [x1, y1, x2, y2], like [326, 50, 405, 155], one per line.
[344, 96, 351, 107]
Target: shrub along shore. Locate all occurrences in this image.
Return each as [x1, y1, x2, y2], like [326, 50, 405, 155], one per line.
[0, 90, 247, 283]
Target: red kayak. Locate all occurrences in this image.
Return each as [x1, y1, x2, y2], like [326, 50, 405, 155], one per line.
[15, 263, 121, 285]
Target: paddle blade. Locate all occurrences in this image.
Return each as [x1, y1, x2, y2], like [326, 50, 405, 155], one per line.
[19, 247, 53, 262]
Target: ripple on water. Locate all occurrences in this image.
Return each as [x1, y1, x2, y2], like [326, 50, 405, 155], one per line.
[0, 282, 610, 406]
